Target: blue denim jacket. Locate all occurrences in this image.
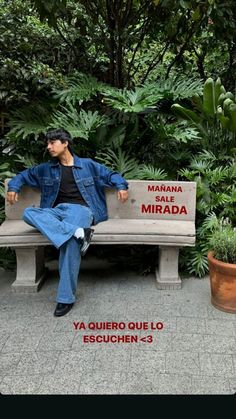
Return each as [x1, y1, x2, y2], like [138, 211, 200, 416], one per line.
[8, 155, 129, 225]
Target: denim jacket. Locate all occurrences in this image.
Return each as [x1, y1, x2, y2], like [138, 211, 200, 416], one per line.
[8, 155, 129, 225]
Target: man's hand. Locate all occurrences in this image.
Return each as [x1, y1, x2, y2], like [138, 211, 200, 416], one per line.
[7, 191, 19, 206]
[117, 190, 128, 203]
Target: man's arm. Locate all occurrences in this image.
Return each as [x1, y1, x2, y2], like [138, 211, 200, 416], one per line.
[6, 191, 19, 206]
[94, 161, 129, 202]
[7, 166, 41, 205]
[117, 189, 128, 203]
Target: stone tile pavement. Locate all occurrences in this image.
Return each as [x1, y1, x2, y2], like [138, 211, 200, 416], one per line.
[0, 258, 236, 395]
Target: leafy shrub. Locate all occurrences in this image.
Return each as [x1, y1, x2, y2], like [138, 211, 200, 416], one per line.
[209, 222, 236, 264]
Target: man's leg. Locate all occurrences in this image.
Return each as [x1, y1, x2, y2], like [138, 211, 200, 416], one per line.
[23, 207, 77, 248]
[23, 204, 94, 248]
[56, 237, 81, 304]
[58, 203, 94, 256]
[23, 204, 94, 314]
[56, 204, 94, 304]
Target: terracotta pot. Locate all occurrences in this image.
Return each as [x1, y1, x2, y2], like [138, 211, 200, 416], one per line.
[208, 251, 236, 313]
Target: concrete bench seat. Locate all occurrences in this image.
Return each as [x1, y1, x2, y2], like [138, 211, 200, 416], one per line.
[0, 180, 196, 292]
[0, 218, 195, 246]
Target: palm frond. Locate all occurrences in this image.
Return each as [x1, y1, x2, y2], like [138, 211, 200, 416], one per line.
[209, 192, 231, 209]
[178, 168, 198, 180]
[139, 165, 168, 180]
[205, 166, 228, 185]
[197, 212, 219, 238]
[185, 247, 209, 277]
[96, 147, 140, 179]
[197, 198, 211, 215]
[189, 159, 210, 172]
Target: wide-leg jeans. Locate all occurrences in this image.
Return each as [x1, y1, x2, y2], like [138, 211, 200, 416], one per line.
[23, 204, 94, 303]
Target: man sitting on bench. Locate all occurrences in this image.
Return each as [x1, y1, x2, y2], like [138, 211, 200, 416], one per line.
[6, 128, 129, 317]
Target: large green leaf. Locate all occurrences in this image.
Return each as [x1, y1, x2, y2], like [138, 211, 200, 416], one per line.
[53, 72, 104, 106]
[49, 106, 107, 140]
[101, 86, 162, 113]
[139, 165, 167, 180]
[96, 147, 140, 179]
[7, 105, 51, 140]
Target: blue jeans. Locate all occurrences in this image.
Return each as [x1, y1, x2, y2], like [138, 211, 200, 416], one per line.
[23, 204, 94, 304]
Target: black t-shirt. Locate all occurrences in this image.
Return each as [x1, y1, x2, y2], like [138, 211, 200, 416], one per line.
[53, 165, 88, 207]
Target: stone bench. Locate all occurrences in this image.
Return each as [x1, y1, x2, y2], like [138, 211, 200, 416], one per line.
[0, 180, 196, 292]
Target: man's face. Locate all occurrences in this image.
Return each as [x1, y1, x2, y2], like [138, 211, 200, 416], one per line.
[46, 139, 68, 157]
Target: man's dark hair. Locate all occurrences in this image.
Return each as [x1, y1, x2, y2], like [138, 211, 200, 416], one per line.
[45, 128, 73, 144]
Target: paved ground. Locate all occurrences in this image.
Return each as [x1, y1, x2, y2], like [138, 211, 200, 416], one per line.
[0, 258, 236, 395]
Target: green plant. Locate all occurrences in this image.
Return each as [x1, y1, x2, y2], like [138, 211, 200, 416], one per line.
[96, 140, 168, 180]
[49, 106, 108, 140]
[145, 76, 203, 101]
[7, 102, 108, 143]
[101, 76, 203, 114]
[96, 146, 141, 179]
[209, 220, 236, 264]
[171, 77, 236, 155]
[52, 72, 104, 106]
[7, 104, 52, 141]
[101, 86, 162, 113]
[139, 165, 167, 180]
[14, 154, 39, 168]
[178, 147, 236, 277]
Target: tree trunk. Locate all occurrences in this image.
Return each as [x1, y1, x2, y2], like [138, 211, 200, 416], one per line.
[106, 0, 125, 87]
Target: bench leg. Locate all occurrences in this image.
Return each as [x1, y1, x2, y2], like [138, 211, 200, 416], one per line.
[155, 246, 182, 290]
[11, 247, 47, 292]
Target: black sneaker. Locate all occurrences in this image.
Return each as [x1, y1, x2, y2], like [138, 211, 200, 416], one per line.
[80, 228, 94, 256]
[54, 302, 74, 317]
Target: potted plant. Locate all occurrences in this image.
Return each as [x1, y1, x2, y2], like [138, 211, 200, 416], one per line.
[208, 220, 236, 313]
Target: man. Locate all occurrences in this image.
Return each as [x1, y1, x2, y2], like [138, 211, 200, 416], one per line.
[7, 128, 129, 317]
